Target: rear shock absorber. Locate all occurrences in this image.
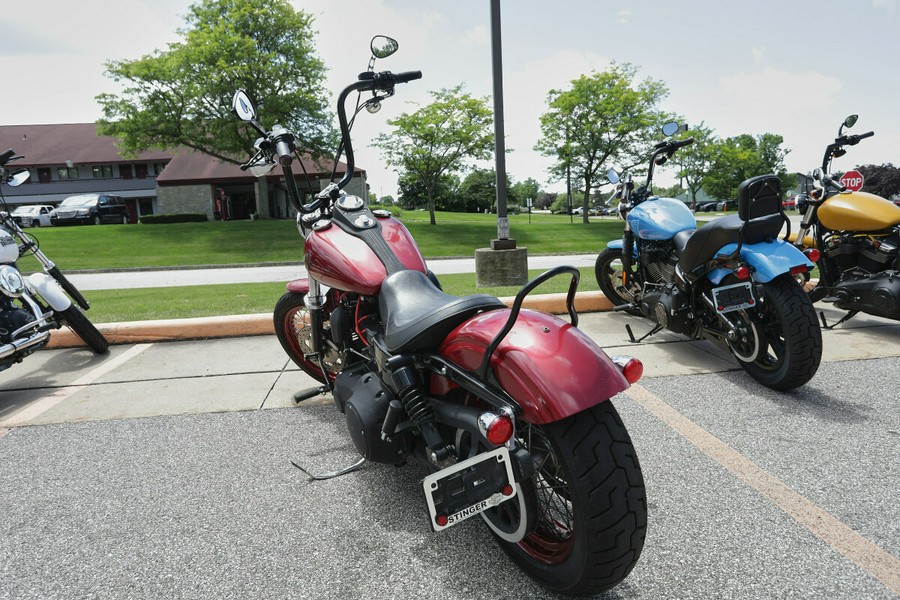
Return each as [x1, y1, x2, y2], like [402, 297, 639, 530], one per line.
[386, 356, 449, 460]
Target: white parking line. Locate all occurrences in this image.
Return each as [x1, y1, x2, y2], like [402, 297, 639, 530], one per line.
[626, 383, 900, 596]
[0, 344, 153, 428]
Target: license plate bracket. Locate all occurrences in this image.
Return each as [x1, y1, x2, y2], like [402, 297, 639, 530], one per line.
[422, 447, 516, 532]
[713, 281, 755, 314]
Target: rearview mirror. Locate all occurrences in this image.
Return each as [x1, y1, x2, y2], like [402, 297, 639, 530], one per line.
[7, 169, 30, 187]
[370, 36, 399, 59]
[661, 122, 680, 137]
[232, 90, 256, 122]
[843, 114, 858, 129]
[607, 168, 620, 184]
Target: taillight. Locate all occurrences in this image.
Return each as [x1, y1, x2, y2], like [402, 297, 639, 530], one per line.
[611, 355, 643, 384]
[734, 265, 751, 280]
[479, 412, 514, 446]
[804, 248, 821, 263]
[790, 265, 810, 275]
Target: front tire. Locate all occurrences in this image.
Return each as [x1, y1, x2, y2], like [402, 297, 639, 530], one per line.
[493, 401, 647, 595]
[60, 305, 108, 354]
[727, 274, 822, 390]
[273, 291, 342, 383]
[595, 247, 641, 313]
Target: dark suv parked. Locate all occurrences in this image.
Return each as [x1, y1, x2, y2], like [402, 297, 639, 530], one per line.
[50, 194, 130, 225]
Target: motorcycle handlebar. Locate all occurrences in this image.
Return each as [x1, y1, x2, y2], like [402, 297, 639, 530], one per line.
[0, 149, 16, 166]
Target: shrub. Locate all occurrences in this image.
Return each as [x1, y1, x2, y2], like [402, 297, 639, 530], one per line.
[139, 213, 208, 224]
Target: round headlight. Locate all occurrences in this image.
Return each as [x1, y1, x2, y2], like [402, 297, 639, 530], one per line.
[0, 265, 26, 298]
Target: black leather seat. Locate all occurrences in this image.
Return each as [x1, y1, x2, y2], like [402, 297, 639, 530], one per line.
[678, 175, 787, 274]
[378, 270, 506, 354]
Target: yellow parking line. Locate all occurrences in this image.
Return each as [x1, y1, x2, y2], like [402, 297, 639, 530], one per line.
[0, 344, 153, 428]
[626, 383, 900, 596]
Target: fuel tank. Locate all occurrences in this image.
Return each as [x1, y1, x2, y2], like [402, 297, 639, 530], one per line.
[818, 191, 900, 232]
[627, 197, 697, 240]
[305, 214, 427, 295]
[0, 229, 19, 264]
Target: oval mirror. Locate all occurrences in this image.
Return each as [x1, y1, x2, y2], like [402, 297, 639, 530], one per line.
[843, 114, 858, 129]
[607, 168, 620, 184]
[7, 169, 30, 187]
[661, 122, 680, 137]
[249, 160, 276, 178]
[371, 36, 399, 59]
[232, 90, 256, 122]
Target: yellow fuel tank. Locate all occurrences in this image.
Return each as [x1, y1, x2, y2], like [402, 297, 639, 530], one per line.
[817, 191, 900, 232]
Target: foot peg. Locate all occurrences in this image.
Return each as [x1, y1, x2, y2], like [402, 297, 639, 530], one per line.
[293, 385, 329, 404]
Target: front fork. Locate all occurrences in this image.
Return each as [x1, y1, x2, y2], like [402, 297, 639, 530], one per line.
[621, 228, 635, 286]
[304, 278, 332, 389]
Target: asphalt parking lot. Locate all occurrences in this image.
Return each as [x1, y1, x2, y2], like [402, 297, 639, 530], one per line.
[0, 306, 898, 599]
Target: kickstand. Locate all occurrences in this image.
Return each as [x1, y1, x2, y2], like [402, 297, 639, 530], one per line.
[626, 322, 663, 343]
[291, 457, 367, 481]
[819, 309, 858, 330]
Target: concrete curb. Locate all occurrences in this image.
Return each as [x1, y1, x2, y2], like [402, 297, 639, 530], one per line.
[46, 291, 615, 349]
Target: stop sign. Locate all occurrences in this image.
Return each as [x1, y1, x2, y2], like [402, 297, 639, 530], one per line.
[840, 169, 865, 192]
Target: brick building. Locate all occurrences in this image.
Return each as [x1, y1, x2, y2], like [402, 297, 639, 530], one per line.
[0, 123, 367, 221]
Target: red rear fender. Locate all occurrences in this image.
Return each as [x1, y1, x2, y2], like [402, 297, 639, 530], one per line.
[435, 308, 629, 424]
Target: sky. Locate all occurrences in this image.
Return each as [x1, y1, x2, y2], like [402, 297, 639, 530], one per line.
[1, 0, 898, 198]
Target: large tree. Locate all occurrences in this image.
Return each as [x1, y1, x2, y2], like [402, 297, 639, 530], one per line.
[535, 63, 670, 223]
[703, 133, 790, 200]
[674, 122, 716, 206]
[373, 85, 495, 225]
[96, 0, 334, 162]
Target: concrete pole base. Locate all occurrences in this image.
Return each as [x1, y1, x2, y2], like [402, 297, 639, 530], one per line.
[475, 246, 528, 287]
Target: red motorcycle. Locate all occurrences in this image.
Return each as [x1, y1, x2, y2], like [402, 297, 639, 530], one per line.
[233, 36, 646, 596]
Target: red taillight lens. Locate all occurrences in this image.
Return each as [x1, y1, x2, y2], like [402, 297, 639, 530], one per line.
[804, 248, 821, 263]
[480, 413, 514, 446]
[734, 265, 751, 280]
[612, 355, 643, 384]
[790, 265, 810, 275]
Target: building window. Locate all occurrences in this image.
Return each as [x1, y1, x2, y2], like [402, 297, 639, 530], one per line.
[92, 165, 114, 178]
[153, 162, 166, 176]
[57, 166, 79, 180]
[135, 163, 149, 178]
[38, 168, 51, 183]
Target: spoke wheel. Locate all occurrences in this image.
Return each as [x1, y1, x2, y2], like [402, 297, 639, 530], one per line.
[273, 291, 344, 383]
[595, 247, 642, 314]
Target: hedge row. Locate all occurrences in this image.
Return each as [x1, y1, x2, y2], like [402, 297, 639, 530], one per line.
[139, 213, 209, 224]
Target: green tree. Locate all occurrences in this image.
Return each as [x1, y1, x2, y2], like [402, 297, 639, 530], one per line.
[704, 133, 790, 200]
[535, 63, 670, 223]
[96, 0, 333, 162]
[398, 171, 460, 212]
[372, 85, 494, 225]
[674, 122, 716, 206]
[510, 177, 542, 210]
[459, 169, 499, 213]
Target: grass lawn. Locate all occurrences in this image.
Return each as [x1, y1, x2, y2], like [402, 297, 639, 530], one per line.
[82, 268, 602, 323]
[16, 212, 624, 271]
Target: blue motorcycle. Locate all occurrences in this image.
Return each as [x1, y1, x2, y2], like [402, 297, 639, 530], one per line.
[596, 123, 822, 390]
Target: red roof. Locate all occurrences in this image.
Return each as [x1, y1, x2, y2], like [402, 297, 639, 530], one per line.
[0, 123, 364, 185]
[0, 123, 171, 166]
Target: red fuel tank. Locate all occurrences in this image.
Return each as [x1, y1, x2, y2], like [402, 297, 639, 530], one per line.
[304, 215, 427, 295]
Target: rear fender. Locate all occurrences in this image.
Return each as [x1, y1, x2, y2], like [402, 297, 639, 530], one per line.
[434, 308, 629, 424]
[707, 239, 814, 284]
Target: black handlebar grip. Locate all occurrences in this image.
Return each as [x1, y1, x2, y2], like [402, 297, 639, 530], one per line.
[0, 148, 16, 166]
[674, 137, 695, 148]
[858, 131, 875, 140]
[393, 70, 422, 84]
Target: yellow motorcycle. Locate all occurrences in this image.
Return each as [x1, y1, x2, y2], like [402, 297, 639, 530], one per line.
[793, 115, 900, 327]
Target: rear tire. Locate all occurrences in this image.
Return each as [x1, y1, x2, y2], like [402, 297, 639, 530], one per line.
[60, 305, 108, 354]
[728, 274, 822, 390]
[493, 401, 647, 595]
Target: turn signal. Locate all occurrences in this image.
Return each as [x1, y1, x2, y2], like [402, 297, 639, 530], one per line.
[804, 248, 821, 263]
[479, 413, 514, 446]
[611, 355, 643, 384]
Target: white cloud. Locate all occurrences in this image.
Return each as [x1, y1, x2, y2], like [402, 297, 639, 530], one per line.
[872, 0, 898, 14]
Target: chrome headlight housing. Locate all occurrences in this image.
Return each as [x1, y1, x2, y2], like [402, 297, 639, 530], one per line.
[0, 265, 26, 298]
